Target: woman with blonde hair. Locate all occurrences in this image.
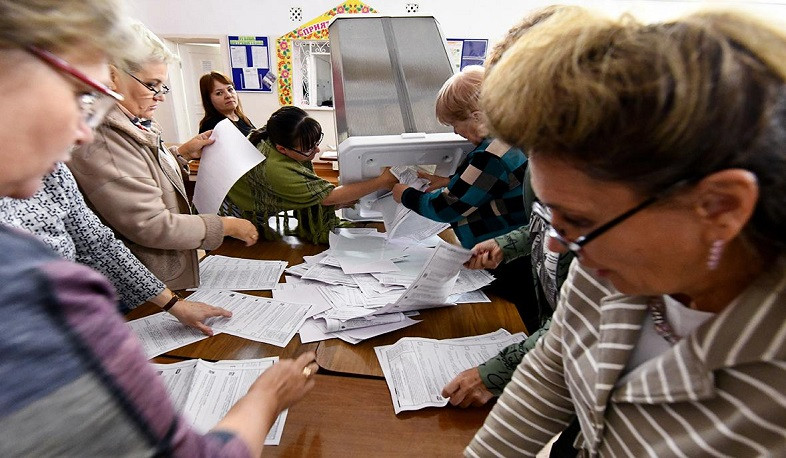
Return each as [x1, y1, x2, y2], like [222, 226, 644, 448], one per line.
[392, 64, 535, 328]
[198, 70, 256, 136]
[0, 1, 316, 455]
[468, 10, 786, 456]
[69, 21, 259, 290]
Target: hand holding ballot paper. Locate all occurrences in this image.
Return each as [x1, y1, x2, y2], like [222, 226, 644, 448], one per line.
[375, 330, 526, 414]
[192, 119, 264, 214]
[153, 353, 318, 454]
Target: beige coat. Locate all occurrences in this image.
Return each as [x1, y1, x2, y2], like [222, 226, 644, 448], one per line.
[467, 258, 786, 456]
[68, 106, 223, 290]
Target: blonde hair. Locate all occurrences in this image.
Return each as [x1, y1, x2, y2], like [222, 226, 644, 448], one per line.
[482, 9, 786, 251]
[486, 5, 594, 71]
[435, 65, 485, 124]
[0, 0, 137, 60]
[118, 20, 179, 73]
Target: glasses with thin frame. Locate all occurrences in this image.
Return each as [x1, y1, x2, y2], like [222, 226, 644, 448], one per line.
[124, 70, 170, 97]
[27, 46, 123, 129]
[545, 179, 691, 254]
[287, 132, 324, 157]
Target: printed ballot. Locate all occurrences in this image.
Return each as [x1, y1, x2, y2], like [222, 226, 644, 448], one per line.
[375, 329, 526, 413]
[151, 357, 288, 445]
[127, 312, 214, 359]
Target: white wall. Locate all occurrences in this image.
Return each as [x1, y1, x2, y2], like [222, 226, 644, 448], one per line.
[132, 0, 786, 144]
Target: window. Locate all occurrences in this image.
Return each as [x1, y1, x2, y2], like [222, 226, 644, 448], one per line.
[293, 40, 333, 108]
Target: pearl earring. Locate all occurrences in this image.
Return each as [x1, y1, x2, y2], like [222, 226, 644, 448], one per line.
[707, 239, 724, 270]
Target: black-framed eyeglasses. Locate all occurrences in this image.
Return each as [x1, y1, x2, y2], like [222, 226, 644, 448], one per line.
[124, 70, 170, 97]
[546, 179, 692, 254]
[287, 132, 324, 157]
[27, 46, 123, 128]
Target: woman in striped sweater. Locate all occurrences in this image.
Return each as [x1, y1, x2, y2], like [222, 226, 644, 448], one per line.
[467, 9, 786, 456]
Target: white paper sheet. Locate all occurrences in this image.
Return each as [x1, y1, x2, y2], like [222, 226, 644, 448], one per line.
[229, 46, 248, 67]
[323, 312, 405, 332]
[375, 241, 472, 314]
[272, 283, 332, 316]
[341, 317, 420, 340]
[328, 232, 407, 274]
[375, 330, 526, 413]
[187, 289, 313, 347]
[370, 193, 449, 243]
[297, 316, 419, 343]
[127, 312, 213, 358]
[243, 68, 261, 89]
[193, 255, 287, 291]
[152, 357, 288, 444]
[192, 119, 264, 214]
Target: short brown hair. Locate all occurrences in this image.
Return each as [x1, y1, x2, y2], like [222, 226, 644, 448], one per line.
[435, 65, 485, 125]
[198, 71, 253, 132]
[482, 10, 786, 252]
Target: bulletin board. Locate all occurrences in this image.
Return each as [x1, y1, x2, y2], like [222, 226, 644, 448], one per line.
[276, 1, 377, 106]
[228, 36, 272, 92]
[446, 38, 488, 72]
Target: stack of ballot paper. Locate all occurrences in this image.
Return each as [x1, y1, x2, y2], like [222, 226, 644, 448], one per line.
[276, 236, 495, 344]
[152, 357, 288, 445]
[375, 329, 527, 414]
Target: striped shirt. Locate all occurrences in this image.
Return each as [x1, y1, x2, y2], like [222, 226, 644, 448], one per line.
[466, 258, 786, 456]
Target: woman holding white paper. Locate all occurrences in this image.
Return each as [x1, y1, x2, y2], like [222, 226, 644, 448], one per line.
[68, 21, 258, 289]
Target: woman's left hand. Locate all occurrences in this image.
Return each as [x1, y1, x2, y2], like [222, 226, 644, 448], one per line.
[168, 299, 232, 336]
[178, 130, 215, 160]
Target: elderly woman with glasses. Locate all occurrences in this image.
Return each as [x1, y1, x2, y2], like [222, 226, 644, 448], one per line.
[0, 1, 317, 455]
[467, 9, 786, 457]
[228, 106, 398, 244]
[198, 71, 256, 136]
[68, 21, 259, 290]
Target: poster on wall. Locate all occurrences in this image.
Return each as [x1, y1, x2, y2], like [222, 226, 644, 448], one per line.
[228, 36, 273, 92]
[446, 38, 488, 72]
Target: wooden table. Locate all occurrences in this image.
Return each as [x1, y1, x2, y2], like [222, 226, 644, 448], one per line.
[134, 234, 525, 372]
[127, 229, 524, 456]
[265, 374, 491, 457]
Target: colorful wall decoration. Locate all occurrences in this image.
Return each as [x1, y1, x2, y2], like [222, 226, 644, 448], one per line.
[276, 1, 377, 106]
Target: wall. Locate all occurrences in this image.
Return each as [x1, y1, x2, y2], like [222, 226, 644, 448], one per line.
[132, 0, 786, 144]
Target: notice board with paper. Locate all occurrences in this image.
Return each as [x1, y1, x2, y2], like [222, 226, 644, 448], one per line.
[228, 35, 274, 92]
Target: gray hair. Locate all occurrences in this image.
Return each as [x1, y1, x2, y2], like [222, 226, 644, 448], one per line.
[118, 20, 179, 73]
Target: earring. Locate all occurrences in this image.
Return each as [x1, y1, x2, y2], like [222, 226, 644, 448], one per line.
[707, 239, 724, 270]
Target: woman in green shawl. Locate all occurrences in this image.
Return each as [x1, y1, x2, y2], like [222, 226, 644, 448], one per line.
[222, 106, 397, 244]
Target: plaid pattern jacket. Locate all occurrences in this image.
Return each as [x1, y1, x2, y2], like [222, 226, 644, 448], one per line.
[467, 259, 786, 456]
[400, 138, 527, 248]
